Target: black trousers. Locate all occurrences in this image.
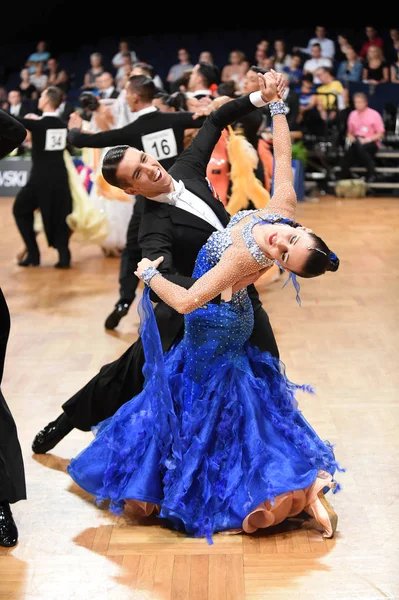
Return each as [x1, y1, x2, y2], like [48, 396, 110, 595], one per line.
[13, 178, 71, 260]
[0, 290, 26, 504]
[118, 195, 145, 305]
[339, 140, 378, 179]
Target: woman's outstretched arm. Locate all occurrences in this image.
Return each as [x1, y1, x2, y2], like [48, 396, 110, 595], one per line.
[136, 245, 260, 315]
[259, 73, 297, 220]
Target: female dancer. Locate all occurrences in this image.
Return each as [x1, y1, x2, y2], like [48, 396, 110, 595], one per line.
[68, 72, 342, 544]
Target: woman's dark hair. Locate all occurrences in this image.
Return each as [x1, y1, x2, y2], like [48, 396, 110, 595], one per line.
[297, 232, 340, 278]
[167, 91, 188, 111]
[102, 145, 130, 188]
[79, 91, 100, 112]
[216, 80, 237, 98]
[248, 65, 267, 75]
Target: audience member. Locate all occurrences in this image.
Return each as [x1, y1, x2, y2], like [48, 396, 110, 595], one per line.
[359, 26, 384, 59]
[270, 39, 291, 73]
[338, 92, 385, 183]
[335, 33, 353, 62]
[254, 46, 268, 69]
[56, 89, 76, 124]
[283, 54, 303, 88]
[25, 40, 51, 74]
[17, 68, 38, 102]
[302, 43, 333, 85]
[390, 49, 399, 83]
[362, 45, 389, 84]
[115, 53, 134, 90]
[29, 62, 48, 93]
[336, 46, 363, 85]
[198, 51, 215, 65]
[293, 25, 335, 59]
[166, 48, 194, 92]
[221, 49, 250, 93]
[111, 40, 138, 70]
[95, 72, 120, 99]
[130, 62, 164, 92]
[46, 58, 70, 93]
[387, 28, 399, 63]
[82, 52, 105, 90]
[6, 91, 30, 118]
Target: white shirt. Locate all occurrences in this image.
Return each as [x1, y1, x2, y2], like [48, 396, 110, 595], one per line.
[303, 57, 333, 83]
[10, 103, 22, 117]
[112, 50, 138, 68]
[152, 178, 225, 231]
[300, 37, 335, 59]
[149, 90, 267, 231]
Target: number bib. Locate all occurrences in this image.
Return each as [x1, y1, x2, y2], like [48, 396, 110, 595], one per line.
[45, 129, 67, 151]
[141, 128, 177, 160]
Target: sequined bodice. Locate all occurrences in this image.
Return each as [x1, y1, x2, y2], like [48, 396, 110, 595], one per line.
[182, 210, 283, 381]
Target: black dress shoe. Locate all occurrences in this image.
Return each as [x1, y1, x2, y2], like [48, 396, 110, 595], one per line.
[32, 413, 74, 454]
[54, 261, 71, 269]
[104, 302, 130, 330]
[18, 256, 40, 267]
[0, 502, 18, 547]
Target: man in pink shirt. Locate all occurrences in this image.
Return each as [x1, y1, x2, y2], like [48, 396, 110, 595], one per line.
[339, 92, 385, 183]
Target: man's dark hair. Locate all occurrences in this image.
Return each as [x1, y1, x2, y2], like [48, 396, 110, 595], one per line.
[197, 62, 221, 87]
[295, 233, 339, 278]
[102, 145, 130, 188]
[126, 75, 156, 102]
[317, 66, 334, 77]
[45, 85, 63, 109]
[311, 43, 321, 49]
[248, 65, 267, 75]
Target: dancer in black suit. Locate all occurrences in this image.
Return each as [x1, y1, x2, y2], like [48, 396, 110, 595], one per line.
[12, 86, 73, 268]
[67, 74, 207, 330]
[0, 109, 27, 547]
[32, 74, 285, 453]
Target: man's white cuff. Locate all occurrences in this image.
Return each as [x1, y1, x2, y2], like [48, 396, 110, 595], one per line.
[249, 91, 267, 108]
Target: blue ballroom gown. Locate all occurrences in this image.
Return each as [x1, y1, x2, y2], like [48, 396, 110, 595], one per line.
[68, 210, 341, 543]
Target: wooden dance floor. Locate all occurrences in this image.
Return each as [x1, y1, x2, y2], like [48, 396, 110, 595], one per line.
[0, 195, 397, 599]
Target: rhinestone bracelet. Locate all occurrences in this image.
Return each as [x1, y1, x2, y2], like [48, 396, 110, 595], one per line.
[141, 266, 160, 286]
[269, 101, 288, 117]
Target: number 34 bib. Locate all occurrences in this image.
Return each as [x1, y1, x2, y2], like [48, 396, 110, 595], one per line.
[141, 129, 178, 160]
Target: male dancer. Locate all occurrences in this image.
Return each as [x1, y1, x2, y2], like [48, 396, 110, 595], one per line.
[32, 72, 285, 453]
[0, 109, 27, 546]
[67, 74, 207, 330]
[12, 86, 73, 268]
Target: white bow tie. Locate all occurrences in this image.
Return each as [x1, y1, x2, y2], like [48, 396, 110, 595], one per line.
[169, 179, 186, 205]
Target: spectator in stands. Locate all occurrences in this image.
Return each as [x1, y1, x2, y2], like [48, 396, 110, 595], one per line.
[95, 72, 120, 99]
[338, 92, 385, 183]
[17, 68, 38, 102]
[270, 39, 291, 73]
[335, 33, 352, 62]
[186, 61, 220, 100]
[0, 87, 8, 111]
[313, 66, 347, 117]
[199, 51, 215, 65]
[362, 45, 389, 85]
[254, 46, 268, 69]
[112, 40, 138, 71]
[82, 52, 105, 90]
[6, 90, 30, 119]
[283, 54, 303, 88]
[166, 48, 194, 92]
[25, 40, 51, 74]
[115, 53, 134, 91]
[336, 46, 363, 85]
[29, 62, 48, 93]
[390, 48, 399, 83]
[359, 26, 384, 59]
[387, 28, 399, 63]
[256, 39, 270, 55]
[295, 74, 321, 135]
[46, 58, 70, 94]
[130, 62, 164, 92]
[221, 50, 250, 93]
[293, 25, 335, 59]
[302, 43, 333, 85]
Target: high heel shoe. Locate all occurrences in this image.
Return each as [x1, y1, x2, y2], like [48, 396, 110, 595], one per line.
[317, 490, 338, 538]
[304, 485, 338, 539]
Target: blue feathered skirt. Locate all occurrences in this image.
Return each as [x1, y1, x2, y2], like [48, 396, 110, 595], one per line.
[68, 288, 342, 543]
